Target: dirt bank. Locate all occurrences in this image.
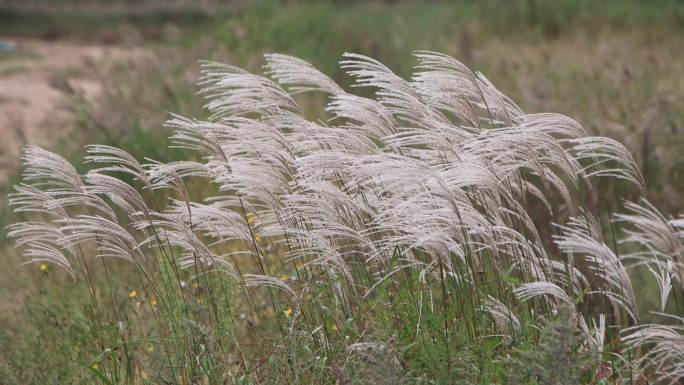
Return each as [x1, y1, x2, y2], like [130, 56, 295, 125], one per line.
[0, 37, 146, 184]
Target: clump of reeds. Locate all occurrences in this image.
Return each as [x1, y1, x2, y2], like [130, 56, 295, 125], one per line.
[7, 51, 684, 384]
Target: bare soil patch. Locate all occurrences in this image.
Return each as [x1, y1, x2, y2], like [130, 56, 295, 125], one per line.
[0, 37, 146, 184]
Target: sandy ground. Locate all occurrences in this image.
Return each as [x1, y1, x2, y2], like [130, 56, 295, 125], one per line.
[0, 37, 144, 184]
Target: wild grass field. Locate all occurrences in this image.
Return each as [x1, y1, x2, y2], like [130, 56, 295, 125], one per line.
[1, 1, 684, 384]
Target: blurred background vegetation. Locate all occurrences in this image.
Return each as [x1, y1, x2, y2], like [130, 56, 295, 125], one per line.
[0, 0, 683, 383]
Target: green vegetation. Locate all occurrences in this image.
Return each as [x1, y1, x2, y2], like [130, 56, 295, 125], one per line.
[1, 1, 684, 384]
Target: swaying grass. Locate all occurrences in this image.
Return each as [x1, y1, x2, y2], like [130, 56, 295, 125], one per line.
[5, 51, 684, 384]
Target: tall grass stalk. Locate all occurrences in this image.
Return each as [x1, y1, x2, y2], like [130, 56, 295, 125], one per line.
[7, 51, 684, 384]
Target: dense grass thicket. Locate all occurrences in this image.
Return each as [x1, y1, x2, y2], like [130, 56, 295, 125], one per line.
[3, 50, 684, 384]
[5, 0, 682, 212]
[1, 2, 684, 384]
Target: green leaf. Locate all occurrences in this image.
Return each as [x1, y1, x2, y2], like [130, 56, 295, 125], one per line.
[77, 362, 115, 385]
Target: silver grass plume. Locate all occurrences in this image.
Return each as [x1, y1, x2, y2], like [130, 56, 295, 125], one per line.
[622, 314, 684, 384]
[7, 51, 682, 378]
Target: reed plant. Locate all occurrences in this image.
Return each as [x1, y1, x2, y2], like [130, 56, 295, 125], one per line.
[7, 51, 684, 384]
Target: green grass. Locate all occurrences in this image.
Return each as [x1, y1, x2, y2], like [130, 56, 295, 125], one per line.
[1, 1, 684, 383]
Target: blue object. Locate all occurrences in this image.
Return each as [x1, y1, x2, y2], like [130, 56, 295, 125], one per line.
[0, 41, 17, 53]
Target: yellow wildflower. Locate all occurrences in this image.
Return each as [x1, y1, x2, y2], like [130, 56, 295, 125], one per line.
[254, 234, 262, 242]
[146, 345, 155, 353]
[246, 214, 255, 225]
[280, 274, 289, 282]
[283, 308, 293, 317]
[331, 324, 338, 332]
[39, 263, 48, 273]
[196, 298, 203, 305]
[91, 363, 99, 370]
[150, 298, 158, 306]
[128, 290, 137, 299]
